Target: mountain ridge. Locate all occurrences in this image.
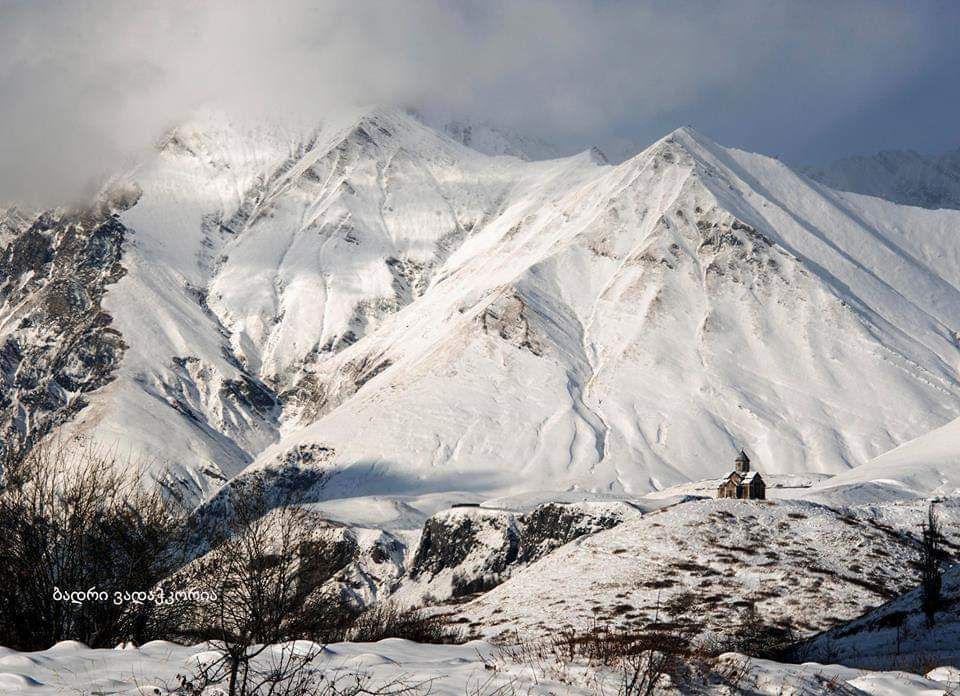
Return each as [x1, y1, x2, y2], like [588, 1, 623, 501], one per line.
[1, 108, 958, 508]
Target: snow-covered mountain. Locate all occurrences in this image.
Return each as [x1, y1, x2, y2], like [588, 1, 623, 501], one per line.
[804, 148, 960, 210]
[427, 114, 563, 161]
[4, 106, 960, 506]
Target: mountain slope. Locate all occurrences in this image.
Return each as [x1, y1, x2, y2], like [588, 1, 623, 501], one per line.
[804, 148, 960, 210]
[245, 125, 960, 504]
[4, 111, 960, 505]
[795, 562, 960, 671]
[52, 107, 601, 499]
[809, 416, 960, 503]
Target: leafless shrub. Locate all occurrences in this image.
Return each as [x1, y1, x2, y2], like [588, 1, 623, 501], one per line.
[348, 602, 464, 644]
[0, 440, 183, 649]
[491, 620, 699, 695]
[174, 484, 355, 696]
[485, 593, 775, 695]
[705, 603, 798, 660]
[174, 661, 432, 696]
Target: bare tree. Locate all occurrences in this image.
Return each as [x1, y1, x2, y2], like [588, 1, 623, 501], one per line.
[178, 484, 351, 696]
[0, 440, 182, 649]
[920, 501, 944, 628]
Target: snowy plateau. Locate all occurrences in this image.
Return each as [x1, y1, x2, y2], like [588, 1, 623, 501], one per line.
[4, 106, 960, 693]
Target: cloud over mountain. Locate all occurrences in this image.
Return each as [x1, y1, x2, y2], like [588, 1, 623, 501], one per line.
[1, 0, 951, 205]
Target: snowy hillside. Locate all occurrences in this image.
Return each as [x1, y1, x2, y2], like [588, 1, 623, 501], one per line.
[796, 562, 960, 672]
[808, 416, 960, 504]
[4, 108, 960, 506]
[805, 148, 960, 210]
[450, 498, 960, 642]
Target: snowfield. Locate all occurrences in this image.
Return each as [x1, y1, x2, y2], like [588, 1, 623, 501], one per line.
[0, 639, 958, 695]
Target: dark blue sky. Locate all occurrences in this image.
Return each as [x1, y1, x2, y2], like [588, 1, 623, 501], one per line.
[593, 2, 960, 165]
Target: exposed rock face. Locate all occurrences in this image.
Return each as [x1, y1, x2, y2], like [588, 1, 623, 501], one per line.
[517, 502, 636, 563]
[481, 294, 543, 356]
[296, 522, 407, 611]
[408, 502, 640, 600]
[411, 508, 521, 597]
[0, 192, 133, 452]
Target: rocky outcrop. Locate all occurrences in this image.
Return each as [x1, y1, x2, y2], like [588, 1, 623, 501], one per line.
[481, 293, 543, 355]
[517, 502, 635, 563]
[410, 508, 521, 597]
[407, 501, 641, 600]
[0, 188, 135, 452]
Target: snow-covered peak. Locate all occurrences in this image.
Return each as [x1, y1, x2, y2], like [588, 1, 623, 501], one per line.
[7, 109, 960, 507]
[412, 111, 563, 161]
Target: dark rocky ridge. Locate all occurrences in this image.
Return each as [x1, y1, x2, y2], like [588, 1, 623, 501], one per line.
[0, 189, 136, 453]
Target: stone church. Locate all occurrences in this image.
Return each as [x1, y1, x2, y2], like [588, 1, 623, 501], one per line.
[717, 450, 766, 500]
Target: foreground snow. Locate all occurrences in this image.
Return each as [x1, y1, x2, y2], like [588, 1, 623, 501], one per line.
[0, 639, 542, 695]
[0, 639, 957, 695]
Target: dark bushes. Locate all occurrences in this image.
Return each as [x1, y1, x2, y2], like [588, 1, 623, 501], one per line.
[0, 442, 182, 650]
[348, 602, 464, 644]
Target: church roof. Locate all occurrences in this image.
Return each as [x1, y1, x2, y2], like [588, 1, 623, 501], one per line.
[718, 470, 742, 484]
[736, 449, 750, 463]
[717, 469, 763, 485]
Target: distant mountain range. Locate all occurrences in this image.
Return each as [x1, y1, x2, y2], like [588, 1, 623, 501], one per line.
[804, 148, 960, 210]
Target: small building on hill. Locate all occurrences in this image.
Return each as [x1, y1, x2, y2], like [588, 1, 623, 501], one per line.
[717, 450, 766, 500]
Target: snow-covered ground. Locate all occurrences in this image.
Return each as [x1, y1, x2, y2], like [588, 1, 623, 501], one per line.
[0, 639, 958, 695]
[0, 639, 559, 695]
[451, 498, 960, 642]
